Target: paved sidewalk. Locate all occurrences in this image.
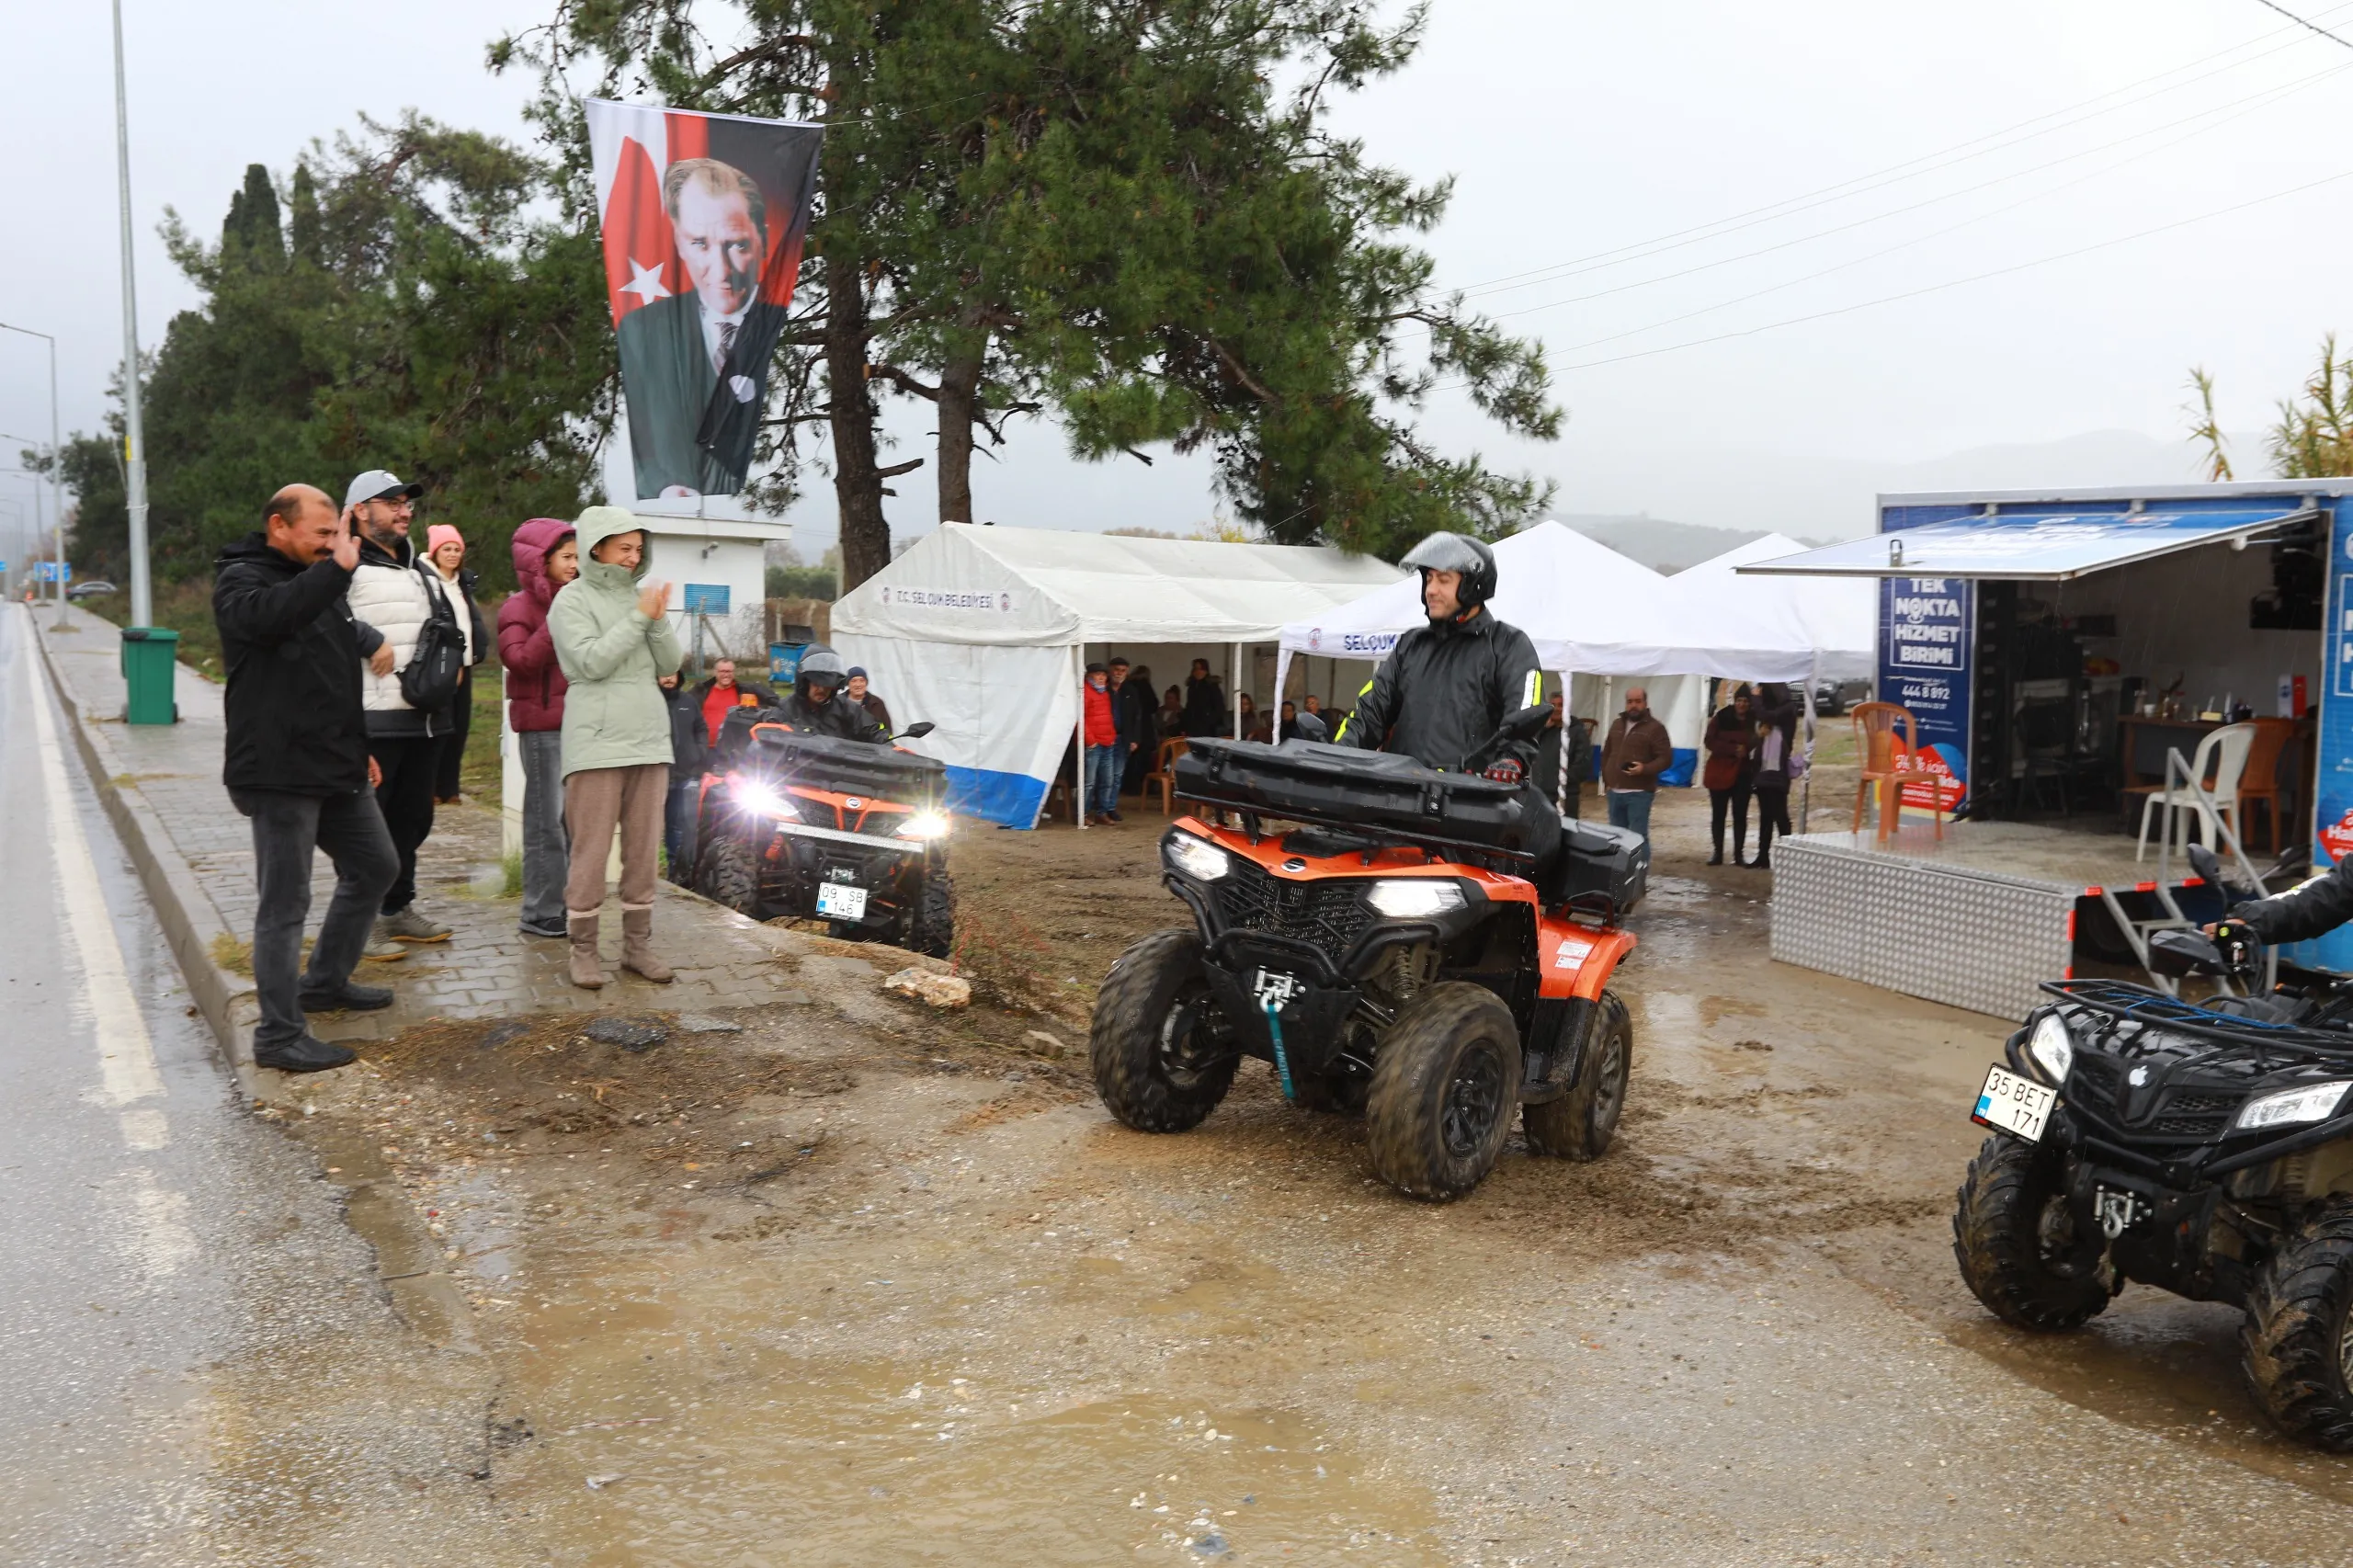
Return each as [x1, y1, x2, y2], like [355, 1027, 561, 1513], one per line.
[29, 604, 817, 1079]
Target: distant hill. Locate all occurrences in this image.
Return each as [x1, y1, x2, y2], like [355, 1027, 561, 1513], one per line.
[1551, 514, 1827, 574]
[1546, 427, 2234, 544]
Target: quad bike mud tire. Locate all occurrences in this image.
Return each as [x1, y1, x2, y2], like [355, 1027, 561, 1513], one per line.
[1366, 983, 1522, 1201]
[1524, 990, 1631, 1160]
[694, 829, 759, 917]
[2241, 1199, 2353, 1450]
[911, 869, 956, 960]
[1090, 929, 1241, 1133]
[1951, 1133, 2114, 1331]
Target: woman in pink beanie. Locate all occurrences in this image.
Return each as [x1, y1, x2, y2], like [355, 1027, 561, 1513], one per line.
[423, 525, 489, 803]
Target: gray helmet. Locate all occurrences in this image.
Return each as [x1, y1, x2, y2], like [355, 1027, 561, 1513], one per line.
[1400, 531, 1497, 614]
[795, 644, 847, 703]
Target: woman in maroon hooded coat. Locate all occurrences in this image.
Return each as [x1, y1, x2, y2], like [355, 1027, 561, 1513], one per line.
[497, 519, 577, 938]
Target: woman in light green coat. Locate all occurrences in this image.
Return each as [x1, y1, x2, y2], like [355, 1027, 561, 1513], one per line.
[550, 506, 683, 989]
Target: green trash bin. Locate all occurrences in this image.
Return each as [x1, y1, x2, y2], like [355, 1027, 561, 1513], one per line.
[120, 626, 180, 726]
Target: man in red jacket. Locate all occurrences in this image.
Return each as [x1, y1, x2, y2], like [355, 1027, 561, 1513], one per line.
[1083, 662, 1123, 824]
[495, 518, 578, 937]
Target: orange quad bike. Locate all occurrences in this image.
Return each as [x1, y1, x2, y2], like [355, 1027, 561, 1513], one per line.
[1089, 705, 1648, 1200]
[689, 710, 956, 958]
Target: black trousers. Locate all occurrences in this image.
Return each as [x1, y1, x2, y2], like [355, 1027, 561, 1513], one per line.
[433, 666, 472, 799]
[1708, 785, 1753, 859]
[369, 733, 440, 915]
[1755, 785, 1793, 861]
[231, 788, 398, 1048]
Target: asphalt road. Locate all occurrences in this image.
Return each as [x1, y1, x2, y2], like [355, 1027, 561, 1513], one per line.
[0, 605, 514, 1566]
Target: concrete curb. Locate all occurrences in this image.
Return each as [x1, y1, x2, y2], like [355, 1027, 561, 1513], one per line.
[28, 610, 262, 1090]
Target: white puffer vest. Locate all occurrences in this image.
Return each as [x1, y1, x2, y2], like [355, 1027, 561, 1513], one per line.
[348, 537, 455, 737]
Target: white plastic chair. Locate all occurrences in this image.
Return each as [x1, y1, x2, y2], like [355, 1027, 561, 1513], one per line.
[2136, 722, 2255, 861]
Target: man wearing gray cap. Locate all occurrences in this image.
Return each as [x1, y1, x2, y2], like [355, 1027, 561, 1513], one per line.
[344, 469, 461, 946]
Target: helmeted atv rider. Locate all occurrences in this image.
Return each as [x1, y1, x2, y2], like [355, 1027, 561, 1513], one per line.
[772, 645, 888, 744]
[1336, 530, 1561, 869]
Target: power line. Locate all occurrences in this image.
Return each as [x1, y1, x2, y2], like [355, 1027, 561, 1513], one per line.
[2247, 0, 2353, 49]
[1484, 55, 2351, 334]
[1437, 1, 2353, 301]
[1429, 165, 2353, 385]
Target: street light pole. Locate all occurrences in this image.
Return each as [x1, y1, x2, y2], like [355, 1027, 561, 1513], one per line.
[109, 0, 151, 629]
[0, 327, 65, 621]
[0, 466, 43, 597]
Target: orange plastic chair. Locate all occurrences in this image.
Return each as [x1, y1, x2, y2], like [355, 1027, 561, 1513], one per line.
[1850, 700, 1944, 842]
[2231, 717, 2296, 854]
[1144, 738, 1190, 815]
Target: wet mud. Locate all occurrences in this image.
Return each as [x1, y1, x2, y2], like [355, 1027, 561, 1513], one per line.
[225, 784, 2353, 1564]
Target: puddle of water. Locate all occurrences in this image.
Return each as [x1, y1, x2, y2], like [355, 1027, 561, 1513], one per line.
[517, 1356, 1447, 1565]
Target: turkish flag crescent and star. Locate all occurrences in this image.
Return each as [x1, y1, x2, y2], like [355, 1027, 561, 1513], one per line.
[585, 99, 824, 501]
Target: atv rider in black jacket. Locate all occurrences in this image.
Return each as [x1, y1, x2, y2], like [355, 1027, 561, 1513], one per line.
[1336, 531, 1560, 869]
[772, 645, 887, 744]
[2218, 860, 2353, 949]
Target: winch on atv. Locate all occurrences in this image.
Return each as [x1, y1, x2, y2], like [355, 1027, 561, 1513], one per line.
[1089, 705, 1649, 1201]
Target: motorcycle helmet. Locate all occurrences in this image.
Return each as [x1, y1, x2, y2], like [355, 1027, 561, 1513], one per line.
[796, 644, 848, 705]
[1399, 531, 1497, 618]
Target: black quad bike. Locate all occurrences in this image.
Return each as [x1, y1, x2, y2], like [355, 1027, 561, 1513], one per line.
[688, 710, 956, 958]
[1088, 705, 1650, 1201]
[1953, 855, 2353, 1449]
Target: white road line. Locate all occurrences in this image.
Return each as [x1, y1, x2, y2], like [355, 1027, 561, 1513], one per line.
[18, 607, 167, 1108]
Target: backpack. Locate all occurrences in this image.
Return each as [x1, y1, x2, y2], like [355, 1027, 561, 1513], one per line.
[397, 565, 466, 713]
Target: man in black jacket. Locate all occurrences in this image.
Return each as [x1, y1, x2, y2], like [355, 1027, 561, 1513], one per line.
[775, 646, 886, 743]
[658, 671, 710, 882]
[1336, 531, 1559, 866]
[213, 485, 402, 1074]
[2219, 860, 2353, 950]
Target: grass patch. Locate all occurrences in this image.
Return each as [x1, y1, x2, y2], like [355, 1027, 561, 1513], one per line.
[503, 849, 524, 897]
[210, 932, 253, 976]
[79, 578, 225, 681]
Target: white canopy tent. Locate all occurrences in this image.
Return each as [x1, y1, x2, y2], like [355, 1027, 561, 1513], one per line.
[1673, 531, 1877, 682]
[1274, 521, 1878, 791]
[832, 523, 1401, 826]
[1275, 520, 1848, 687]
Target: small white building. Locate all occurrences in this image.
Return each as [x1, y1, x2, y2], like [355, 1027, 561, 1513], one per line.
[637, 511, 792, 666]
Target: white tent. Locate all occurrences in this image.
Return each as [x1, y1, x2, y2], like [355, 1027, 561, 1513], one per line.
[1274, 520, 1881, 790]
[832, 524, 1402, 826]
[1670, 531, 1877, 682]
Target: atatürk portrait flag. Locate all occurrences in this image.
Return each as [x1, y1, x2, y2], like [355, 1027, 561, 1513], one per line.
[585, 100, 823, 503]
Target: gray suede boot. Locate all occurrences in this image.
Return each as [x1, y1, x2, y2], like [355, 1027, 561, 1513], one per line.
[567, 911, 606, 990]
[620, 905, 674, 983]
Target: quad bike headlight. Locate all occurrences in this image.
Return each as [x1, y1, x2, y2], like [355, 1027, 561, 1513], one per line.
[895, 812, 951, 840]
[2027, 1012, 2074, 1085]
[1366, 879, 1467, 918]
[1165, 833, 1231, 881]
[735, 781, 798, 822]
[2236, 1080, 2353, 1132]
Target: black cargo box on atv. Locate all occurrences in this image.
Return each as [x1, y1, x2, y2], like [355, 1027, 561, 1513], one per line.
[1176, 737, 1649, 912]
[715, 708, 946, 797]
[1175, 737, 1547, 858]
[1556, 819, 1650, 915]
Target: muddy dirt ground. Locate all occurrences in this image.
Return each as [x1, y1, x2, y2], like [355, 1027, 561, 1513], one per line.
[222, 778, 2353, 1566]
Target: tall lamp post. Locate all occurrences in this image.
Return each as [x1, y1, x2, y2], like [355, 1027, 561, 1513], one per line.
[109, 0, 152, 631]
[0, 497, 23, 597]
[0, 327, 65, 622]
[0, 471, 42, 600]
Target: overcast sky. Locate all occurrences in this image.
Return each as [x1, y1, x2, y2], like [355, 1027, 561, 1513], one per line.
[4, 0, 2348, 560]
